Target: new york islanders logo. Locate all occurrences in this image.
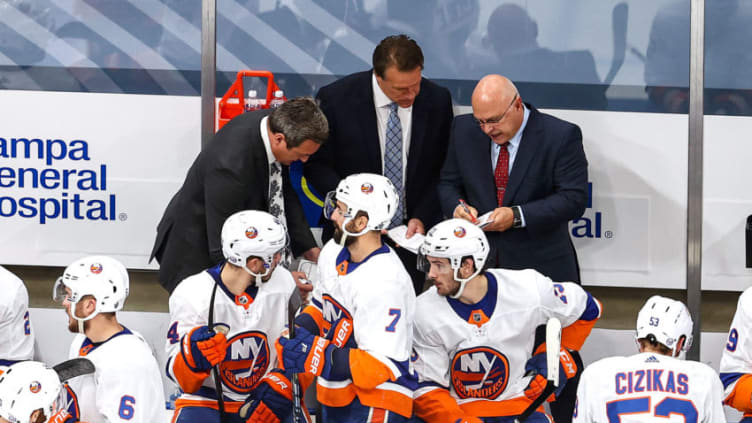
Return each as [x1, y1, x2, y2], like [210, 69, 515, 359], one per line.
[454, 226, 466, 238]
[245, 227, 258, 239]
[220, 331, 269, 394]
[90, 263, 103, 274]
[451, 347, 509, 399]
[29, 381, 41, 393]
[360, 183, 374, 194]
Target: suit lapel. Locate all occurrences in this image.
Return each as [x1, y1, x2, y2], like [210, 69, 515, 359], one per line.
[253, 120, 271, 205]
[504, 105, 542, 206]
[359, 73, 383, 173]
[479, 133, 498, 212]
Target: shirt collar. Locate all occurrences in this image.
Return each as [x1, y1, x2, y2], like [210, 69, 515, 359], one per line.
[507, 103, 531, 150]
[260, 116, 276, 165]
[371, 72, 413, 112]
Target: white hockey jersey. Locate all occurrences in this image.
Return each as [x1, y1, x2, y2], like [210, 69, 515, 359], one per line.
[413, 268, 600, 419]
[574, 352, 726, 423]
[67, 328, 166, 423]
[308, 239, 417, 417]
[720, 286, 752, 417]
[0, 266, 34, 373]
[166, 262, 296, 410]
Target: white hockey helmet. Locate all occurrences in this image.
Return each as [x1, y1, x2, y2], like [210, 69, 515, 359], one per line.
[53, 256, 129, 330]
[323, 173, 399, 238]
[221, 210, 288, 282]
[418, 218, 489, 299]
[635, 295, 694, 357]
[0, 361, 65, 423]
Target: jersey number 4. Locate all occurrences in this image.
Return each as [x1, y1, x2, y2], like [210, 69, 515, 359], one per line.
[607, 397, 697, 423]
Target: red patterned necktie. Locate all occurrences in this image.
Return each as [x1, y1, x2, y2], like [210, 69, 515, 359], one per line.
[494, 143, 509, 206]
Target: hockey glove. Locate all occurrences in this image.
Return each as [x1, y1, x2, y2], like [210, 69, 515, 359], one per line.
[180, 325, 227, 372]
[523, 348, 577, 401]
[277, 326, 338, 378]
[325, 315, 356, 348]
[239, 370, 294, 423]
[47, 409, 78, 423]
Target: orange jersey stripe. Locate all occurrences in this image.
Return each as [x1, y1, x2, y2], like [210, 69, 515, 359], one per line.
[414, 388, 469, 423]
[173, 398, 243, 413]
[370, 408, 387, 423]
[725, 374, 752, 412]
[561, 299, 602, 351]
[317, 382, 414, 418]
[172, 354, 210, 393]
[459, 396, 543, 417]
[349, 349, 395, 389]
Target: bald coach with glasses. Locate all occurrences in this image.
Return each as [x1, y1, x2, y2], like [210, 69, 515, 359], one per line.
[437, 74, 589, 422]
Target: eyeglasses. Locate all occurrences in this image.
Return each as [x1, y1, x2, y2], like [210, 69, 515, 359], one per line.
[474, 93, 518, 127]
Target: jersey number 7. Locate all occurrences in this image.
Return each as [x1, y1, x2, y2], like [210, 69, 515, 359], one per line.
[385, 309, 401, 332]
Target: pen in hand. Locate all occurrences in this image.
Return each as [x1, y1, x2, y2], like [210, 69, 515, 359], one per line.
[458, 199, 478, 224]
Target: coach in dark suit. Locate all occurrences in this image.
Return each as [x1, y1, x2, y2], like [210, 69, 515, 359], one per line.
[151, 98, 328, 293]
[304, 35, 453, 294]
[438, 74, 588, 423]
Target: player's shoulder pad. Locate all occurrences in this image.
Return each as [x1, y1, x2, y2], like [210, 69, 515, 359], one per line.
[259, 266, 296, 294]
[415, 287, 449, 327]
[738, 286, 752, 309]
[169, 271, 216, 312]
[0, 266, 25, 306]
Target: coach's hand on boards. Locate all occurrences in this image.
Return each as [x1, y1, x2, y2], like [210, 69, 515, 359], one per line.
[180, 325, 227, 372]
[239, 370, 294, 423]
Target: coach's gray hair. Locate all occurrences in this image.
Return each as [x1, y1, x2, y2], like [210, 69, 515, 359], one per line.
[268, 97, 329, 148]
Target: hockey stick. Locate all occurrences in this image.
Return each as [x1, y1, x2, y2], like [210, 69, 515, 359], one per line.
[288, 289, 305, 423]
[208, 282, 229, 423]
[515, 317, 562, 423]
[52, 358, 95, 381]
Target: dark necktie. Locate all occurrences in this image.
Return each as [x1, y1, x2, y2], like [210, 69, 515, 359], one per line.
[494, 143, 509, 206]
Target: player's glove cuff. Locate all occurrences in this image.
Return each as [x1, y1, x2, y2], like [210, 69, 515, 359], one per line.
[239, 369, 294, 423]
[180, 325, 227, 373]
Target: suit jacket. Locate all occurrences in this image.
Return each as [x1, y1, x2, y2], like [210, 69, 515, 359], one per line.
[150, 110, 316, 293]
[438, 104, 588, 283]
[303, 70, 454, 234]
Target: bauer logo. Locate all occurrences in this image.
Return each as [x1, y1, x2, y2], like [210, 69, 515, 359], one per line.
[570, 182, 612, 239]
[221, 331, 270, 394]
[450, 347, 509, 400]
[0, 137, 120, 224]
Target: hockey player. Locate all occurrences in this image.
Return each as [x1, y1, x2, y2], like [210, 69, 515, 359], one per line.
[52, 255, 166, 422]
[720, 287, 752, 422]
[0, 359, 95, 423]
[574, 296, 725, 423]
[0, 266, 34, 374]
[277, 173, 418, 422]
[412, 218, 601, 423]
[0, 361, 70, 423]
[166, 210, 303, 423]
